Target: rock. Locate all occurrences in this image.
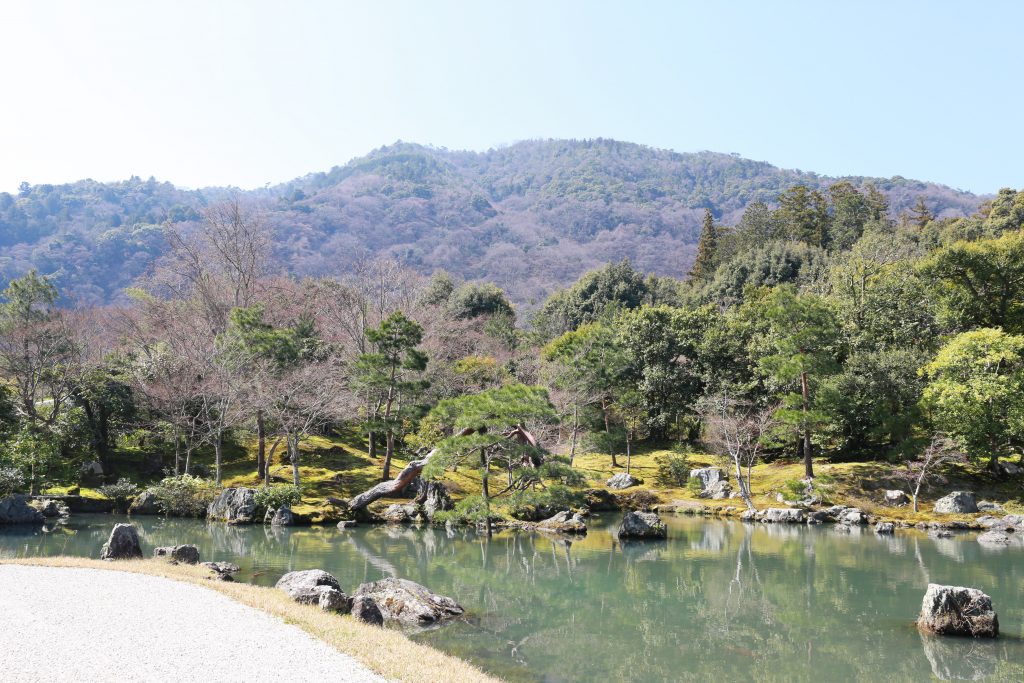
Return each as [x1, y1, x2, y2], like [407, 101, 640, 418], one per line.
[153, 544, 200, 564]
[700, 480, 733, 500]
[824, 505, 848, 520]
[202, 561, 239, 581]
[1002, 514, 1024, 529]
[740, 509, 758, 522]
[129, 490, 161, 515]
[875, 522, 895, 535]
[349, 595, 384, 626]
[337, 520, 357, 529]
[80, 461, 104, 476]
[883, 490, 910, 507]
[382, 503, 418, 524]
[0, 495, 45, 524]
[977, 501, 1003, 512]
[419, 481, 454, 520]
[35, 499, 68, 518]
[762, 508, 806, 524]
[264, 504, 294, 526]
[977, 530, 1012, 546]
[617, 511, 668, 538]
[839, 509, 868, 525]
[917, 584, 998, 637]
[100, 523, 143, 560]
[276, 569, 344, 605]
[606, 473, 640, 490]
[536, 510, 587, 534]
[584, 488, 619, 511]
[933, 491, 978, 515]
[929, 529, 953, 539]
[807, 510, 832, 524]
[997, 461, 1023, 477]
[689, 467, 727, 489]
[207, 488, 257, 523]
[352, 577, 463, 624]
[317, 587, 352, 613]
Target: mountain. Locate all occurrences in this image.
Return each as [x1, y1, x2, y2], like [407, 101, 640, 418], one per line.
[0, 139, 984, 309]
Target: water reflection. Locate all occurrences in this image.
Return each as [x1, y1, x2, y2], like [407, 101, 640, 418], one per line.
[2, 514, 1023, 683]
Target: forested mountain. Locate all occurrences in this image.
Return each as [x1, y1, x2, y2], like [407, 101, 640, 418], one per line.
[0, 139, 983, 308]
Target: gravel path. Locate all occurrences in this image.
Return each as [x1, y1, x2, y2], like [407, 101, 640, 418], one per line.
[0, 565, 387, 683]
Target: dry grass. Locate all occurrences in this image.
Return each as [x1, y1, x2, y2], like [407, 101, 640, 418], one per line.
[2, 557, 500, 683]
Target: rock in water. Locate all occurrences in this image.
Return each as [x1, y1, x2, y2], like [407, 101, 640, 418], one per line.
[153, 544, 200, 564]
[0, 495, 45, 524]
[350, 596, 384, 626]
[977, 530, 1012, 546]
[100, 523, 143, 560]
[264, 504, 294, 526]
[337, 520, 357, 529]
[875, 522, 895, 535]
[207, 488, 257, 523]
[276, 569, 345, 605]
[352, 577, 463, 624]
[761, 508, 806, 524]
[382, 503, 418, 523]
[537, 510, 587, 534]
[839, 509, 868, 526]
[883, 490, 910, 506]
[129, 490, 161, 515]
[933, 491, 978, 514]
[606, 473, 640, 490]
[617, 511, 668, 538]
[420, 481, 454, 521]
[917, 584, 998, 637]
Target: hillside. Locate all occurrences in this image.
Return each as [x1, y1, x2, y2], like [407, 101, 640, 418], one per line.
[0, 139, 983, 309]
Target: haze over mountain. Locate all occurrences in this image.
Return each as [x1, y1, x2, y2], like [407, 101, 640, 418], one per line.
[0, 138, 984, 310]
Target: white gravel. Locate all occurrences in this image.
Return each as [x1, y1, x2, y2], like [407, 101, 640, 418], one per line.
[0, 565, 387, 683]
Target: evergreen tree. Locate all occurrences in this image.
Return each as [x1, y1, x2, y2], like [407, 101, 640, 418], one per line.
[689, 209, 718, 282]
[909, 197, 934, 228]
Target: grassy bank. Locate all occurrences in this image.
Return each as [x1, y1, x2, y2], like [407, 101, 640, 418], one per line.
[2, 557, 499, 683]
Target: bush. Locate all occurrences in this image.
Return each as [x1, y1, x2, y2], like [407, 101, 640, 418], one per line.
[685, 477, 703, 496]
[656, 454, 691, 487]
[537, 456, 587, 487]
[254, 484, 303, 512]
[782, 478, 807, 499]
[149, 474, 218, 517]
[506, 485, 586, 521]
[433, 495, 500, 525]
[0, 466, 25, 497]
[616, 489, 661, 510]
[98, 478, 140, 512]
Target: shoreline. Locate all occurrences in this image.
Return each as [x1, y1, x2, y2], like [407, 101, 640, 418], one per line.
[1, 557, 500, 683]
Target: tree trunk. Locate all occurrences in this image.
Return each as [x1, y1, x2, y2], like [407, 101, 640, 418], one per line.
[383, 431, 394, 481]
[289, 435, 301, 486]
[256, 409, 266, 479]
[800, 370, 814, 479]
[735, 458, 755, 511]
[368, 430, 377, 459]
[569, 404, 578, 466]
[174, 429, 182, 476]
[480, 447, 492, 538]
[214, 434, 223, 486]
[625, 431, 632, 475]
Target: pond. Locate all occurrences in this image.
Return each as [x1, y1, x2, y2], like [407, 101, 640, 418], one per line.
[2, 514, 1023, 682]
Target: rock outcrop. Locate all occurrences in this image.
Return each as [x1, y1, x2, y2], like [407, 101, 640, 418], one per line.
[264, 505, 294, 526]
[606, 473, 640, 490]
[917, 584, 998, 637]
[154, 544, 200, 564]
[352, 577, 463, 624]
[100, 523, 143, 560]
[207, 488, 257, 523]
[0, 495, 45, 524]
[617, 511, 668, 538]
[933, 491, 978, 515]
[275, 569, 346, 606]
[129, 490, 161, 515]
[536, 510, 587, 534]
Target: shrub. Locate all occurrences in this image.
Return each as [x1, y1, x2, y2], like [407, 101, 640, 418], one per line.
[656, 454, 691, 487]
[254, 484, 303, 512]
[0, 466, 25, 497]
[782, 478, 807, 499]
[433, 495, 500, 525]
[616, 489, 660, 510]
[685, 477, 703, 496]
[537, 456, 587, 487]
[506, 484, 586, 521]
[149, 474, 218, 517]
[98, 478, 140, 512]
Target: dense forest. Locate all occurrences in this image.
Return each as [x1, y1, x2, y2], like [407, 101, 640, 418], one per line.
[1, 176, 1022, 520]
[0, 139, 983, 311]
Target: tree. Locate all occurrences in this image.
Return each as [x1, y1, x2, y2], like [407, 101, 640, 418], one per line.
[448, 282, 514, 321]
[775, 185, 830, 248]
[893, 435, 966, 512]
[355, 311, 429, 480]
[700, 393, 777, 511]
[918, 231, 1024, 334]
[689, 209, 718, 282]
[534, 260, 653, 338]
[909, 197, 934, 229]
[754, 286, 840, 477]
[920, 328, 1024, 470]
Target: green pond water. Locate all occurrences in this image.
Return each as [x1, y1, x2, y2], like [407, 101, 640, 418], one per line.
[2, 513, 1023, 682]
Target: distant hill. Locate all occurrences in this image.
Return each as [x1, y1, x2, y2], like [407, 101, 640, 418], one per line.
[0, 139, 984, 309]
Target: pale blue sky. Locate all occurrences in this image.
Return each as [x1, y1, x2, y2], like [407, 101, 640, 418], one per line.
[2, 1, 1019, 194]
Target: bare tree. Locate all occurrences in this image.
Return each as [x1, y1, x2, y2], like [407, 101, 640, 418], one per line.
[894, 435, 967, 512]
[701, 393, 778, 511]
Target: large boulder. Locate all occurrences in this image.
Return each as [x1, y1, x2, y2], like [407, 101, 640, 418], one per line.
[700, 479, 732, 500]
[33, 498, 69, 518]
[317, 587, 352, 613]
[617, 511, 667, 539]
[349, 595, 384, 626]
[762, 508, 806, 524]
[883, 490, 910, 507]
[382, 503, 418, 524]
[264, 504, 294, 526]
[0, 495, 45, 524]
[154, 544, 200, 564]
[419, 481, 454, 521]
[275, 569, 346, 605]
[689, 467, 727, 488]
[207, 488, 257, 523]
[352, 577, 463, 624]
[839, 508, 868, 526]
[536, 510, 587, 534]
[933, 491, 978, 515]
[917, 584, 998, 637]
[129, 490, 161, 515]
[100, 523, 143, 560]
[606, 473, 640, 490]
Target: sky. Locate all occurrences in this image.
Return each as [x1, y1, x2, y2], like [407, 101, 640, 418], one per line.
[2, 0, 1021, 194]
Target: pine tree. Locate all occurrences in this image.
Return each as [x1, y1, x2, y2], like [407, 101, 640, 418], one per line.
[909, 197, 934, 228]
[689, 209, 718, 282]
